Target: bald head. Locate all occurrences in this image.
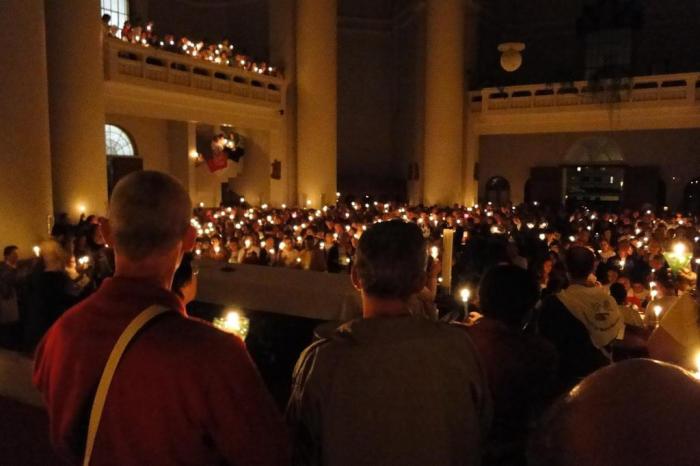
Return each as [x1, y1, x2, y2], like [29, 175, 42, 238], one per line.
[109, 171, 192, 261]
[529, 359, 700, 466]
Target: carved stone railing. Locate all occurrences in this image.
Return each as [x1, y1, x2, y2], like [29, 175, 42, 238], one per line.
[104, 37, 286, 109]
[469, 72, 700, 114]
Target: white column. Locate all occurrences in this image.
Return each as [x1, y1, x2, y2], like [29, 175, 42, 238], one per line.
[462, 2, 480, 206]
[269, 0, 296, 206]
[0, 0, 54, 253]
[296, 0, 337, 208]
[423, 0, 465, 206]
[45, 0, 107, 219]
[168, 121, 197, 199]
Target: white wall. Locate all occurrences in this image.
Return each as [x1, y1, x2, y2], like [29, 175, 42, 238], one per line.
[479, 129, 700, 208]
[106, 114, 170, 172]
[228, 128, 271, 205]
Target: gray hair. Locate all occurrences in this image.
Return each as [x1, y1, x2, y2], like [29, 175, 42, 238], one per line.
[109, 171, 191, 261]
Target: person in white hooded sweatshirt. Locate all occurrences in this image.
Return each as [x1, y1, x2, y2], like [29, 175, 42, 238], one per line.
[535, 246, 624, 389]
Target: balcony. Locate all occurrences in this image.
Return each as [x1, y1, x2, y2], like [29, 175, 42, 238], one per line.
[469, 72, 700, 114]
[104, 37, 286, 109]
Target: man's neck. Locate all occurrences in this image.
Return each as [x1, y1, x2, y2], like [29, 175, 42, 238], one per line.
[114, 257, 177, 291]
[362, 294, 410, 319]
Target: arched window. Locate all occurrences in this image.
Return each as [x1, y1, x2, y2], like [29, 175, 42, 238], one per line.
[101, 0, 129, 29]
[105, 124, 135, 156]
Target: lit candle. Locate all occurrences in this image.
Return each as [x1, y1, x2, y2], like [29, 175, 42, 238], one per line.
[653, 305, 663, 327]
[442, 229, 455, 290]
[213, 310, 249, 339]
[430, 246, 439, 260]
[33, 245, 40, 257]
[459, 288, 471, 304]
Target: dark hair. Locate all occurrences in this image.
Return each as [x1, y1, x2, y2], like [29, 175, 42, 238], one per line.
[3, 245, 18, 258]
[479, 264, 539, 327]
[609, 283, 627, 305]
[566, 246, 596, 280]
[353, 220, 427, 300]
[172, 252, 195, 299]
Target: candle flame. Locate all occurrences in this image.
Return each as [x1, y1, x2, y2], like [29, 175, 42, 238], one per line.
[459, 288, 471, 303]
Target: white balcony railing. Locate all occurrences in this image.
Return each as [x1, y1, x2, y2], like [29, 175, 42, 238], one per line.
[469, 72, 700, 114]
[104, 37, 286, 108]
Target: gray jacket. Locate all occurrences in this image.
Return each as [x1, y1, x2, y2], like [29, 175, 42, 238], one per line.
[287, 316, 492, 466]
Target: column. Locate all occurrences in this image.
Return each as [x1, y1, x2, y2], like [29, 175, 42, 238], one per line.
[269, 0, 296, 206]
[45, 0, 108, 219]
[296, 0, 337, 208]
[0, 0, 54, 254]
[168, 121, 197, 200]
[423, 0, 465, 206]
[462, 2, 480, 206]
[463, 120, 480, 206]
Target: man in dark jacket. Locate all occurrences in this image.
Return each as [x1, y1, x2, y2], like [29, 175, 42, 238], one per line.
[287, 220, 492, 466]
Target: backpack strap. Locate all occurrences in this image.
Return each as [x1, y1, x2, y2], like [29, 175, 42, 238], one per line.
[83, 305, 171, 466]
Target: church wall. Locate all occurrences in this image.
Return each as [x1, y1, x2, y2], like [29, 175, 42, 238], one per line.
[476, 0, 700, 89]
[479, 128, 700, 208]
[227, 128, 272, 206]
[395, 6, 426, 204]
[130, 0, 270, 61]
[105, 114, 170, 173]
[337, 25, 397, 197]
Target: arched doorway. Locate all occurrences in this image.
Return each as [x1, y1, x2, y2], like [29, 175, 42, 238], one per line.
[485, 176, 510, 206]
[682, 177, 700, 214]
[562, 136, 626, 210]
[105, 124, 142, 195]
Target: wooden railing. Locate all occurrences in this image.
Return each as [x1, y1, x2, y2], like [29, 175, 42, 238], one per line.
[469, 72, 700, 113]
[104, 37, 286, 108]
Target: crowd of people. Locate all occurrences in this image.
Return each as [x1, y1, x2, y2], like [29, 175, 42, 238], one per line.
[1, 170, 700, 465]
[102, 14, 282, 77]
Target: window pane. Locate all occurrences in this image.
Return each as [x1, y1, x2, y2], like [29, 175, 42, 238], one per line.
[100, 0, 128, 27]
[105, 124, 135, 156]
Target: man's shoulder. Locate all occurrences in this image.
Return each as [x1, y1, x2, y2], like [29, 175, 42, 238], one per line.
[127, 313, 246, 368]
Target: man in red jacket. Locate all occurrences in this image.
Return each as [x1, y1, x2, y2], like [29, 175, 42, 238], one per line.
[34, 171, 288, 465]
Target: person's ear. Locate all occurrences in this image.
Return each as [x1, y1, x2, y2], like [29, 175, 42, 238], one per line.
[183, 225, 197, 252]
[350, 266, 362, 292]
[99, 218, 113, 247]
